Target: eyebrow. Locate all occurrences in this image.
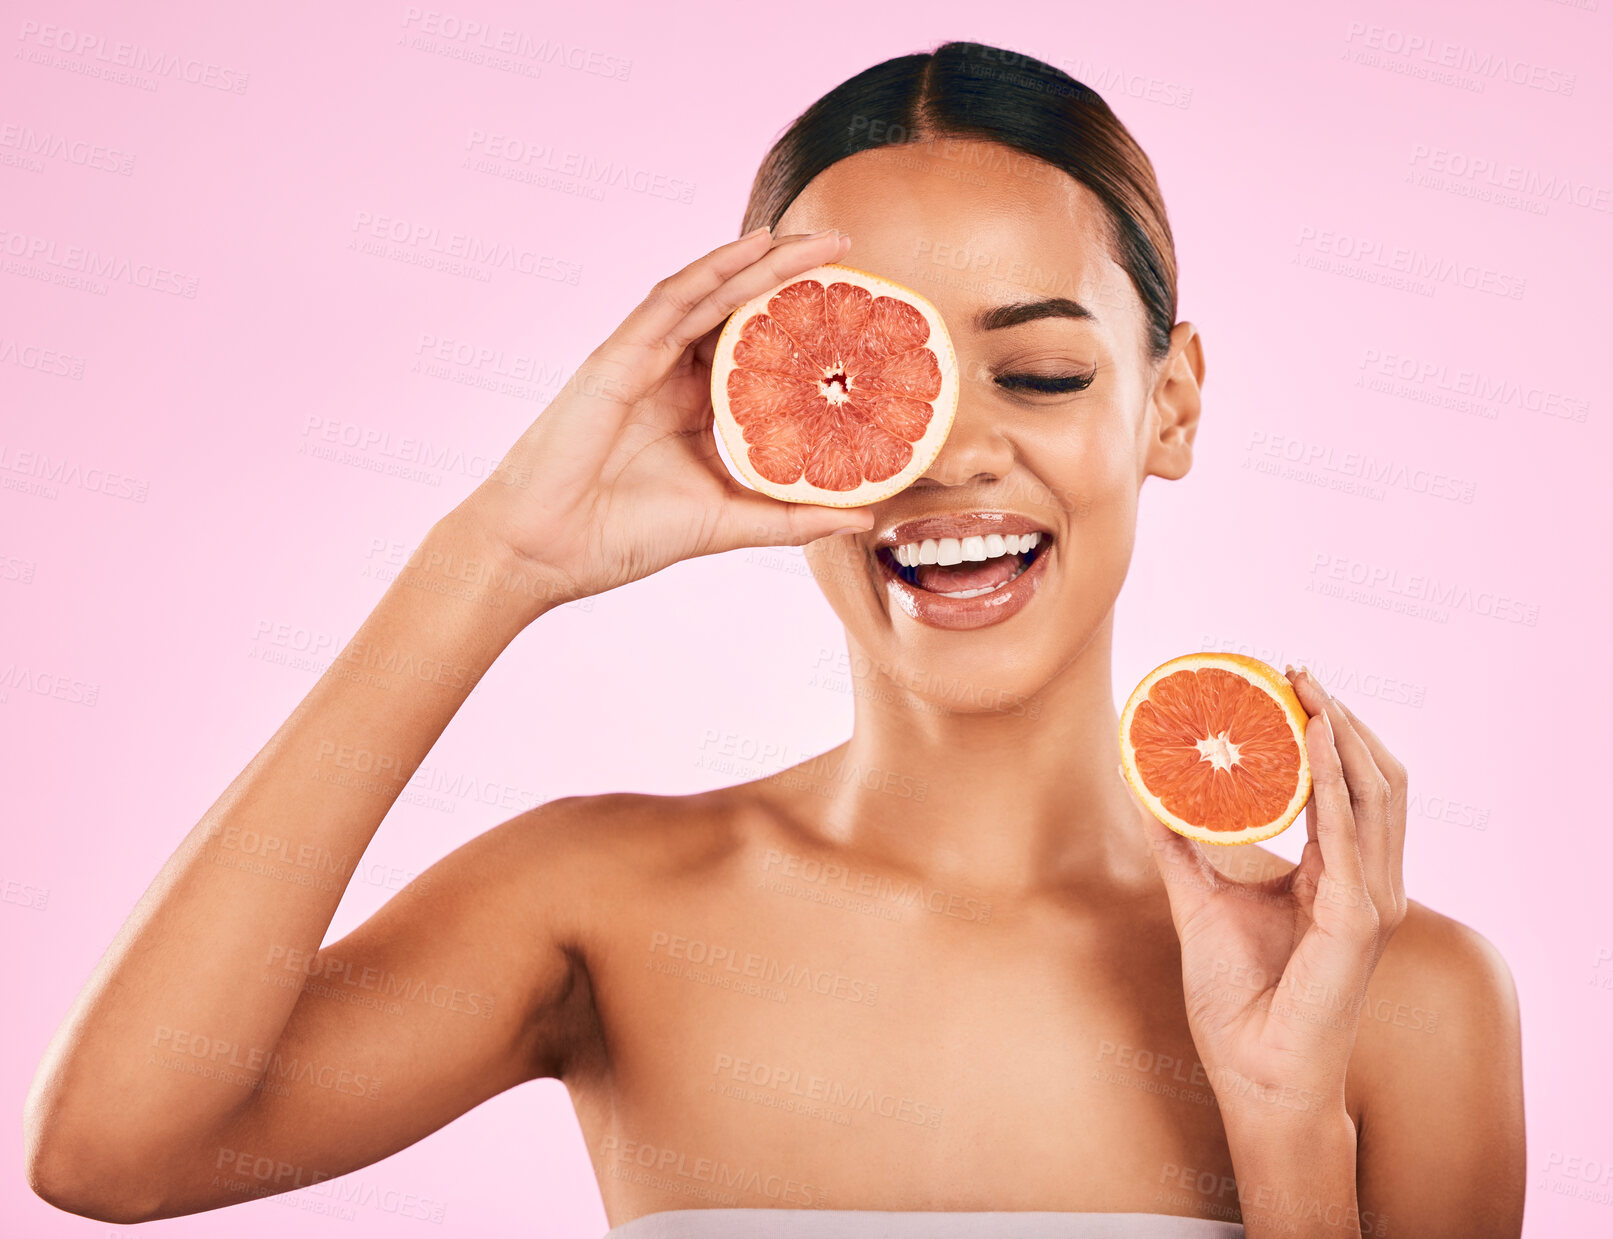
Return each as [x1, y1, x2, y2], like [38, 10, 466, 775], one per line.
[974, 298, 1097, 331]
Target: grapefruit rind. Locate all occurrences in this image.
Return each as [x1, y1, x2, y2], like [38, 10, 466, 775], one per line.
[1118, 652, 1312, 847]
[709, 263, 959, 508]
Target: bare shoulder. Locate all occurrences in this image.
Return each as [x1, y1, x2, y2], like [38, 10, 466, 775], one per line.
[1352, 898, 1521, 1081]
[478, 786, 763, 924]
[511, 786, 757, 864]
[1369, 899, 1518, 1023]
[1347, 900, 1526, 1233]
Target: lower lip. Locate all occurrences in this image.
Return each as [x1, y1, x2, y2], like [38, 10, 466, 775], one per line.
[879, 544, 1053, 631]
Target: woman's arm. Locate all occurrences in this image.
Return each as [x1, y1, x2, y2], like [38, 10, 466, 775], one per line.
[24, 224, 869, 1223]
[1214, 907, 1525, 1238]
[1144, 671, 1527, 1236]
[22, 515, 550, 1221]
[1351, 907, 1526, 1236]
[1171, 668, 1385, 1237]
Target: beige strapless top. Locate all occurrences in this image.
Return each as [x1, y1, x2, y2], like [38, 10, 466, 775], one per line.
[605, 1210, 1245, 1237]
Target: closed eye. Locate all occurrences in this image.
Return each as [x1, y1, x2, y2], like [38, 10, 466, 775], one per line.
[994, 371, 1096, 394]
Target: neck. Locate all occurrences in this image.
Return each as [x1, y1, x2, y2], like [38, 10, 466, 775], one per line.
[810, 617, 1154, 892]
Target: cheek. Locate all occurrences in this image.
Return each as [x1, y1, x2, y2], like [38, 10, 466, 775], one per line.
[804, 537, 870, 598]
[1015, 407, 1141, 590]
[1015, 399, 1139, 509]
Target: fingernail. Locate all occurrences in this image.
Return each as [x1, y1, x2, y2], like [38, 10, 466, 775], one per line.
[806, 227, 839, 241]
[829, 524, 868, 536]
[1320, 706, 1335, 745]
[743, 224, 770, 240]
[1283, 663, 1295, 678]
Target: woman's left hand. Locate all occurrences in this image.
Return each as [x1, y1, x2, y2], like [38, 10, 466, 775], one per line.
[1131, 666, 1409, 1129]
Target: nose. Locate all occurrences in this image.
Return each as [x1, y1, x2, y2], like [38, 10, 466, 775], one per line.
[914, 370, 1015, 488]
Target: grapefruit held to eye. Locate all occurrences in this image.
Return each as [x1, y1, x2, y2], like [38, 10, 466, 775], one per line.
[1119, 653, 1312, 846]
[709, 263, 959, 507]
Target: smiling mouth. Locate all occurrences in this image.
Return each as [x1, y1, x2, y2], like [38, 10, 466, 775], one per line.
[877, 532, 1051, 598]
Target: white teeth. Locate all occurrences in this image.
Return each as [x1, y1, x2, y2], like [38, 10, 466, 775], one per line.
[888, 531, 1048, 573]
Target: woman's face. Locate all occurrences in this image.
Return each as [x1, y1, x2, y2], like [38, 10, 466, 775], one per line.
[774, 137, 1203, 714]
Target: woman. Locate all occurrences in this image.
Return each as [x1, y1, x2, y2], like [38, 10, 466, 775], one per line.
[24, 41, 1525, 1238]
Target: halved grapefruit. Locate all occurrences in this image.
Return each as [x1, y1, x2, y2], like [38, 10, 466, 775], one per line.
[1119, 653, 1312, 846]
[709, 263, 958, 507]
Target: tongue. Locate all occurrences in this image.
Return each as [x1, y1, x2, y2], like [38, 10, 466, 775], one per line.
[916, 554, 1023, 595]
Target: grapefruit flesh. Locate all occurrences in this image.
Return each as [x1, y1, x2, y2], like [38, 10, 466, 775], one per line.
[1119, 653, 1312, 846]
[710, 264, 958, 507]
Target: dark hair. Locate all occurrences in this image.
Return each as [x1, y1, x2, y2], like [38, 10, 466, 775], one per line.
[742, 41, 1178, 363]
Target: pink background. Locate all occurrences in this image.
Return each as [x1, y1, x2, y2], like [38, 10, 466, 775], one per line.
[3, 1, 1610, 1235]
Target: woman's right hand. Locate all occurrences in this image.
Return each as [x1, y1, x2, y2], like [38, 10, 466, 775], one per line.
[457, 226, 872, 612]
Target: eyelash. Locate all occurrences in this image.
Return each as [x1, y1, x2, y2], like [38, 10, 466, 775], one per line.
[994, 371, 1096, 395]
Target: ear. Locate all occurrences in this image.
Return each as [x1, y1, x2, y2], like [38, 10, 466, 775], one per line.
[1142, 322, 1205, 482]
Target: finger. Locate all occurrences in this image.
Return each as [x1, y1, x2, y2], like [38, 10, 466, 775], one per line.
[681, 239, 842, 369]
[1298, 693, 1374, 934]
[709, 489, 873, 553]
[1289, 832, 1324, 920]
[1279, 669, 1325, 921]
[664, 230, 853, 353]
[685, 235, 848, 371]
[1287, 669, 1324, 872]
[1293, 668, 1393, 924]
[691, 320, 726, 371]
[1331, 695, 1408, 917]
[1119, 764, 1218, 930]
[615, 226, 779, 350]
